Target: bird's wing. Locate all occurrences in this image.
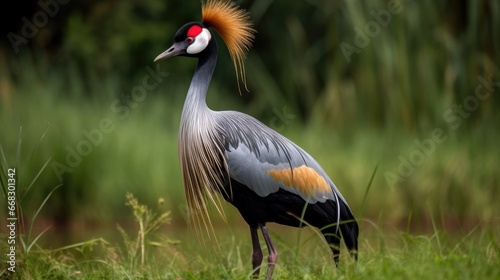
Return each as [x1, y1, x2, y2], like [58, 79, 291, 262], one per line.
[217, 111, 348, 205]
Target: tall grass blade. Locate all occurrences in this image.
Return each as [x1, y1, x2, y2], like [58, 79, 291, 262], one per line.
[16, 126, 22, 173]
[26, 184, 62, 254]
[428, 204, 442, 258]
[20, 157, 53, 202]
[450, 223, 481, 255]
[406, 209, 413, 234]
[21, 123, 51, 200]
[294, 201, 310, 259]
[52, 238, 109, 252]
[359, 162, 379, 219]
[25, 226, 52, 254]
[0, 145, 9, 199]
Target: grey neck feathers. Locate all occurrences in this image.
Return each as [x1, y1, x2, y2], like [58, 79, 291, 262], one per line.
[182, 39, 218, 119]
[177, 38, 227, 234]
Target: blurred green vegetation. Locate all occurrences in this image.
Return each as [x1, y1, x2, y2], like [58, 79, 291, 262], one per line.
[0, 0, 499, 238]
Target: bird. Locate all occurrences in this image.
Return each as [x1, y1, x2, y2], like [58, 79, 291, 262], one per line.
[154, 0, 358, 279]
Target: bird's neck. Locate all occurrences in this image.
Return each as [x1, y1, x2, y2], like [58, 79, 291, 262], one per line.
[182, 39, 218, 117]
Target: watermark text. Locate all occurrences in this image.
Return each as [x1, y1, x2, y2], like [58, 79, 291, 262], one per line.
[6, 168, 17, 273]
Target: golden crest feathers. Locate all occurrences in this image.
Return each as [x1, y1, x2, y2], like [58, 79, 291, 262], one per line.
[202, 0, 255, 90]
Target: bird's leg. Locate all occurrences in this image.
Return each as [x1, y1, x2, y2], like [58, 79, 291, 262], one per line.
[250, 226, 263, 278]
[260, 224, 278, 280]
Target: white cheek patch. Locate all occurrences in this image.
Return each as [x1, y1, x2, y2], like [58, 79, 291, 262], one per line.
[187, 28, 212, 54]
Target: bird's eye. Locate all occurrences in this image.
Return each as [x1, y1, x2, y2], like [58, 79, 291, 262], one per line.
[186, 37, 195, 44]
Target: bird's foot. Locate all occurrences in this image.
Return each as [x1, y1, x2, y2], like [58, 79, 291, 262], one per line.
[264, 250, 278, 280]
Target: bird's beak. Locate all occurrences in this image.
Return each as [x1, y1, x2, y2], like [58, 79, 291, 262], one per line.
[154, 42, 186, 62]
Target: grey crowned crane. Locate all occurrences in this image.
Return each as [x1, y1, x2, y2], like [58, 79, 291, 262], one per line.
[153, 1, 358, 279]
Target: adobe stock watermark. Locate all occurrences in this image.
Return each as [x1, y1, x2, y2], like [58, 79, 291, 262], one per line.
[51, 65, 169, 181]
[340, 0, 410, 63]
[7, 0, 70, 54]
[385, 73, 499, 187]
[269, 106, 296, 132]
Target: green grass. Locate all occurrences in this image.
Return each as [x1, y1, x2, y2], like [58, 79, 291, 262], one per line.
[2, 217, 499, 279]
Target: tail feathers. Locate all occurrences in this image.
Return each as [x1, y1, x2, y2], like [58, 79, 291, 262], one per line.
[338, 199, 359, 259]
[321, 199, 359, 263]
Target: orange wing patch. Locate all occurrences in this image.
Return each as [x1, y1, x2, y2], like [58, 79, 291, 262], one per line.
[266, 166, 331, 197]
